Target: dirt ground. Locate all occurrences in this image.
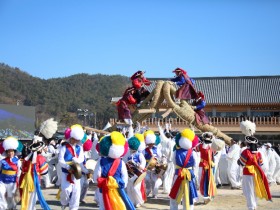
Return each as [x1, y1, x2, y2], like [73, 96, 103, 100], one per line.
[139, 184, 280, 210]
[29, 182, 280, 210]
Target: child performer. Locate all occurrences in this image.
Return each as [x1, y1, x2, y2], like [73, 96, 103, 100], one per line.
[0, 136, 21, 210]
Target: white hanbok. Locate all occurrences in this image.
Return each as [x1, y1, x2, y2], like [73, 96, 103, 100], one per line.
[158, 125, 175, 194]
[263, 146, 277, 184]
[126, 150, 146, 206]
[227, 143, 241, 188]
[144, 146, 162, 198]
[59, 143, 84, 210]
[272, 150, 280, 183]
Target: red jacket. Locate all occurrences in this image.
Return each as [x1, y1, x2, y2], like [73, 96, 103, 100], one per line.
[131, 77, 151, 89]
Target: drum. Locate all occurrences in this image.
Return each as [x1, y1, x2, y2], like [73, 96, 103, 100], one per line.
[126, 161, 147, 186]
[86, 159, 97, 179]
[134, 171, 147, 186]
[86, 159, 97, 173]
[126, 161, 142, 178]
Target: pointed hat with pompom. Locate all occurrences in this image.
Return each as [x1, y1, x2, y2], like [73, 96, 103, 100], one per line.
[128, 133, 146, 152]
[144, 130, 157, 144]
[174, 128, 196, 150]
[98, 131, 128, 159]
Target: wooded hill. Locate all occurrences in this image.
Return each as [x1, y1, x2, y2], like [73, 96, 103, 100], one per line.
[0, 63, 130, 128]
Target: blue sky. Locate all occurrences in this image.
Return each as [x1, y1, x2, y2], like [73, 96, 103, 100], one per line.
[1, 0, 280, 79]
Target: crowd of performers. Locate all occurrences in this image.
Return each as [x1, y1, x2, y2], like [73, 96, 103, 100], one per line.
[0, 68, 279, 210]
[0, 120, 279, 210]
[117, 68, 209, 126]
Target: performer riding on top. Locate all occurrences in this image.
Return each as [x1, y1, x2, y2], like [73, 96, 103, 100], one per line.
[192, 91, 210, 125]
[116, 87, 137, 125]
[170, 67, 198, 103]
[130, 70, 151, 106]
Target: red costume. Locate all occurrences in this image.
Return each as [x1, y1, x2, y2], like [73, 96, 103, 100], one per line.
[19, 154, 48, 195]
[130, 71, 151, 104]
[196, 142, 216, 200]
[171, 68, 197, 100]
[192, 91, 210, 125]
[239, 148, 271, 199]
[116, 87, 137, 122]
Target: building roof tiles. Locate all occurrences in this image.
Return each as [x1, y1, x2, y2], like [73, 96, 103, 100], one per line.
[146, 75, 280, 105]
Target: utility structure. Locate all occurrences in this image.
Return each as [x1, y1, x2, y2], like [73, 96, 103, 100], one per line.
[77, 108, 88, 126]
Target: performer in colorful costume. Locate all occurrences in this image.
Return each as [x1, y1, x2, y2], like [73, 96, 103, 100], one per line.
[58, 124, 86, 210]
[19, 137, 50, 210]
[170, 68, 197, 102]
[130, 70, 151, 106]
[143, 130, 162, 198]
[169, 128, 199, 210]
[116, 87, 137, 125]
[238, 120, 272, 210]
[191, 91, 210, 125]
[0, 136, 21, 210]
[195, 132, 217, 204]
[238, 136, 272, 210]
[94, 131, 135, 210]
[126, 133, 147, 208]
[19, 118, 57, 210]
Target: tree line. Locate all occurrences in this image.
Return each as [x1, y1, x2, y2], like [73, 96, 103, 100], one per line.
[0, 63, 130, 128]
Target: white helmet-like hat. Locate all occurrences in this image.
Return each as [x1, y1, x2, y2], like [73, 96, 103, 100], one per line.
[3, 136, 19, 151]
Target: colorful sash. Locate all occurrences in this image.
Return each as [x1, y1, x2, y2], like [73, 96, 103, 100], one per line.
[145, 147, 154, 161]
[20, 162, 34, 210]
[2, 157, 18, 184]
[97, 159, 126, 210]
[33, 164, 51, 210]
[5, 157, 18, 171]
[199, 150, 216, 198]
[140, 179, 147, 201]
[65, 143, 77, 184]
[169, 150, 192, 210]
[246, 154, 271, 201]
